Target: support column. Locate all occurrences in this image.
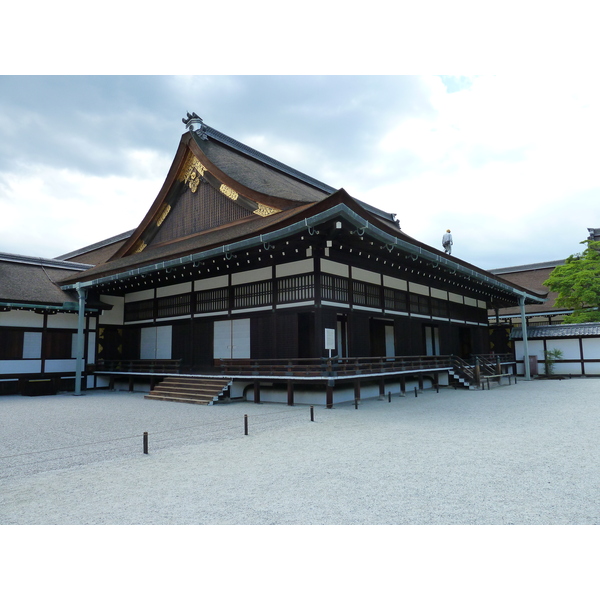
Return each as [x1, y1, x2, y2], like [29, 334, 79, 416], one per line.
[254, 381, 261, 403]
[287, 380, 294, 406]
[519, 296, 531, 381]
[74, 283, 87, 396]
[326, 380, 334, 409]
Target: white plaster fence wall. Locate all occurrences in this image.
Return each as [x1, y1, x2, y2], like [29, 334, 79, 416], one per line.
[514, 336, 600, 376]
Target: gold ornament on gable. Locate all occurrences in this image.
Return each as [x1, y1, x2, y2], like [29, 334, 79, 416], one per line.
[253, 203, 281, 217]
[179, 154, 207, 193]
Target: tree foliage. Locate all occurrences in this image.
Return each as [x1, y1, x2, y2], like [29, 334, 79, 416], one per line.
[543, 240, 600, 323]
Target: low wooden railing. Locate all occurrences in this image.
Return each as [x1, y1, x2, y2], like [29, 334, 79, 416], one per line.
[95, 359, 182, 373]
[217, 355, 456, 378]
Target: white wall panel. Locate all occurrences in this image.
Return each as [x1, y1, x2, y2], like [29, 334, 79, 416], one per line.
[276, 259, 313, 278]
[45, 359, 77, 373]
[383, 275, 408, 291]
[47, 313, 78, 329]
[0, 312, 44, 328]
[99, 295, 124, 325]
[87, 331, 96, 363]
[195, 275, 228, 291]
[409, 282, 429, 296]
[321, 259, 349, 277]
[232, 267, 272, 285]
[352, 267, 380, 285]
[156, 282, 192, 298]
[430, 287, 448, 300]
[582, 338, 600, 357]
[0, 360, 42, 374]
[23, 332, 42, 359]
[125, 289, 154, 302]
[550, 339, 581, 360]
[214, 319, 250, 359]
[140, 326, 172, 360]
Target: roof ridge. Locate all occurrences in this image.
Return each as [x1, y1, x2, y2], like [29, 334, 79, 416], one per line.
[54, 230, 135, 261]
[196, 126, 398, 224]
[0, 252, 92, 271]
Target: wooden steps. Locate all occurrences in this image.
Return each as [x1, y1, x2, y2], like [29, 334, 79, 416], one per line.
[145, 377, 229, 406]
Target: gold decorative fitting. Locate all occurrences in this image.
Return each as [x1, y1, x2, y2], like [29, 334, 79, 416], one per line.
[179, 154, 207, 192]
[253, 203, 281, 217]
[133, 240, 147, 254]
[219, 184, 239, 201]
[156, 204, 171, 226]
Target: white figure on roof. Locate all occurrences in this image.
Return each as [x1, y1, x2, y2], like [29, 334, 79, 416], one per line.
[442, 229, 453, 254]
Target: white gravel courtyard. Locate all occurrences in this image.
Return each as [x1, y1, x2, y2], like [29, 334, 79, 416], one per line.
[1, 378, 599, 525]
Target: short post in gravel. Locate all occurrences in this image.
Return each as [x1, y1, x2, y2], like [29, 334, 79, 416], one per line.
[143, 432, 148, 455]
[388, 391, 391, 403]
[244, 414, 249, 436]
[310, 405, 315, 422]
[414, 387, 418, 397]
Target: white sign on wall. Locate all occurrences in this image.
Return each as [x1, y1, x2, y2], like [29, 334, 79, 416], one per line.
[325, 328, 336, 351]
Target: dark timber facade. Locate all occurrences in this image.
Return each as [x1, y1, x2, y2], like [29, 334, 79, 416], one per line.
[4, 115, 546, 403]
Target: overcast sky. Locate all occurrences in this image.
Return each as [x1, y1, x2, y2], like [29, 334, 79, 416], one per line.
[1, 74, 598, 271]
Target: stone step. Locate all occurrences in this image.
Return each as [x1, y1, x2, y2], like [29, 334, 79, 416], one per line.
[145, 394, 213, 406]
[144, 376, 230, 406]
[146, 389, 217, 400]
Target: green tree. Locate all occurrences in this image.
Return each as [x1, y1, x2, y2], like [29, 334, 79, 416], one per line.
[543, 240, 600, 323]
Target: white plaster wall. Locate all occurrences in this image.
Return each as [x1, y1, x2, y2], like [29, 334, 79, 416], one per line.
[0, 360, 42, 374]
[514, 340, 545, 361]
[409, 282, 429, 296]
[140, 326, 172, 360]
[45, 359, 77, 373]
[276, 259, 314, 277]
[554, 362, 582, 375]
[156, 282, 192, 298]
[582, 338, 600, 358]
[430, 287, 448, 300]
[195, 275, 228, 291]
[232, 266, 272, 285]
[353, 267, 380, 285]
[47, 313, 78, 329]
[0, 311, 44, 328]
[23, 332, 42, 359]
[548, 339, 581, 360]
[87, 331, 96, 363]
[321, 259, 349, 277]
[99, 295, 124, 325]
[125, 289, 154, 302]
[383, 275, 408, 291]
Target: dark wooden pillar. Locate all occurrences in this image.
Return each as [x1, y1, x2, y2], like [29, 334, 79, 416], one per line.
[354, 379, 361, 403]
[254, 380, 261, 403]
[326, 381, 333, 409]
[287, 380, 294, 406]
[379, 378, 385, 398]
[400, 376, 406, 395]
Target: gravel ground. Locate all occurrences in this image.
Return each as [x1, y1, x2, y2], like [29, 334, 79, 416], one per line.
[1, 378, 600, 525]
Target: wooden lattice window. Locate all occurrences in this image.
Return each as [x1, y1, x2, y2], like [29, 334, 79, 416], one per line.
[124, 299, 155, 322]
[156, 294, 191, 319]
[233, 281, 273, 309]
[409, 293, 430, 316]
[352, 280, 380, 308]
[195, 288, 229, 313]
[321, 274, 349, 303]
[384, 287, 408, 312]
[277, 274, 315, 303]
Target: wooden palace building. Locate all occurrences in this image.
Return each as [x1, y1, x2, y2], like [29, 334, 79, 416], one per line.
[1, 114, 546, 404]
